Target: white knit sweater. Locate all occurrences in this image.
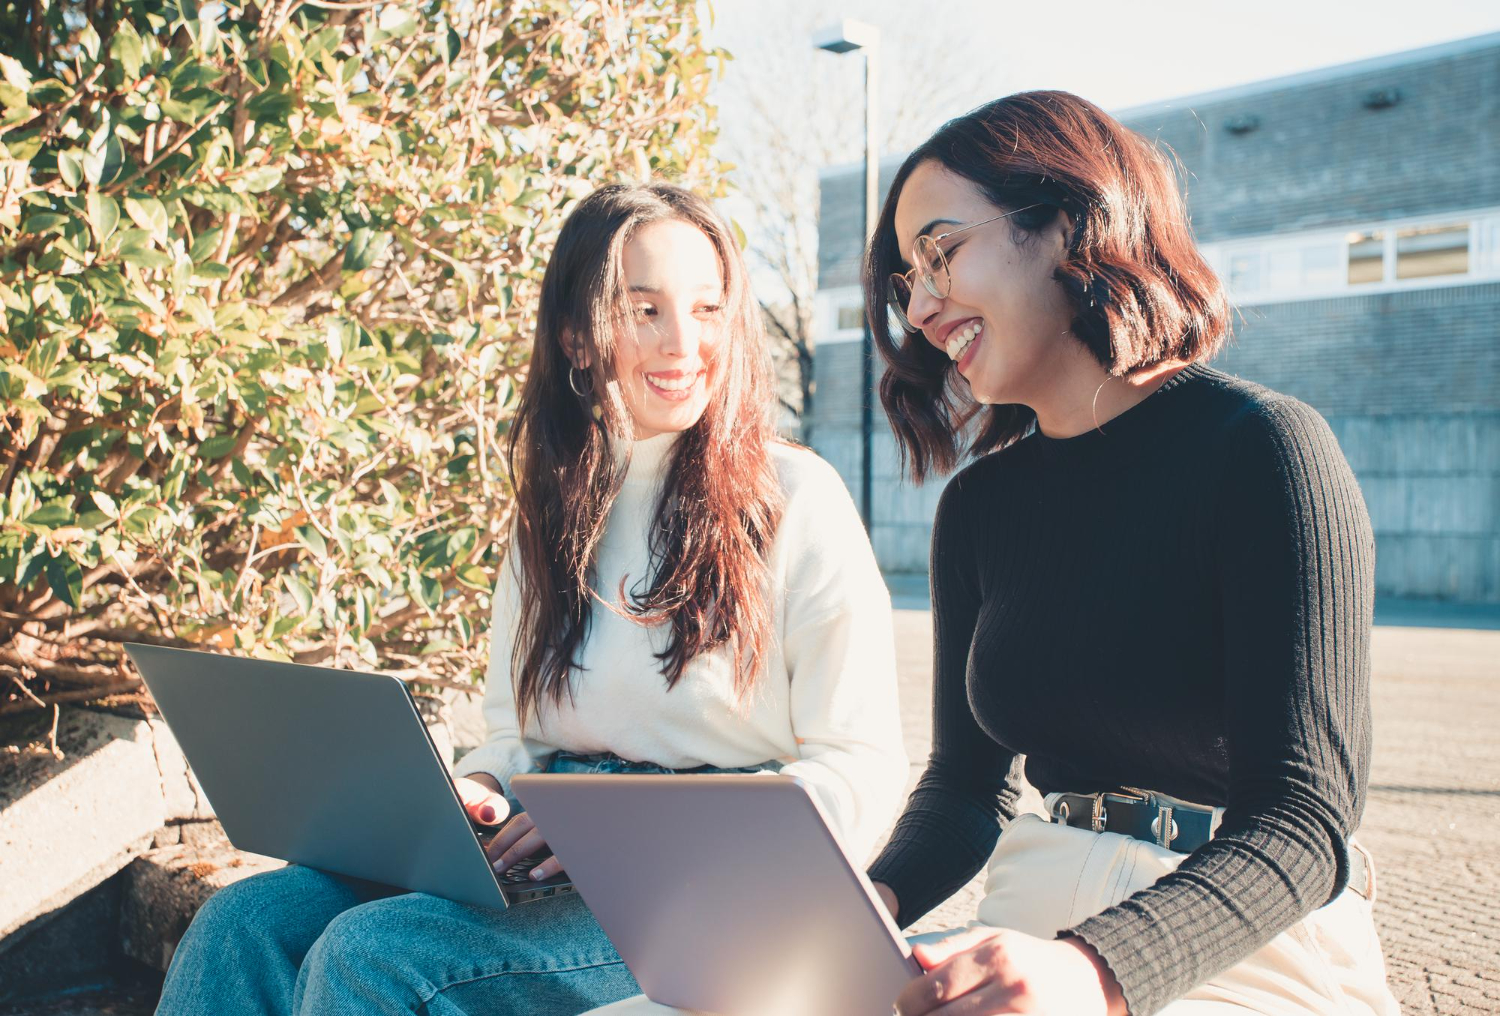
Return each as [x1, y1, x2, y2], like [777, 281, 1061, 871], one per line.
[453, 434, 908, 861]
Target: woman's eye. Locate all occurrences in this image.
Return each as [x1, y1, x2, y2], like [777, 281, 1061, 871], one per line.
[634, 304, 657, 318]
[697, 304, 722, 315]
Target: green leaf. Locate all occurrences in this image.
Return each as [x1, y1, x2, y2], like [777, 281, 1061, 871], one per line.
[443, 26, 462, 64]
[189, 227, 222, 262]
[343, 228, 390, 272]
[159, 99, 198, 123]
[243, 59, 268, 89]
[91, 490, 120, 518]
[78, 22, 102, 61]
[372, 6, 419, 43]
[21, 212, 68, 234]
[44, 555, 83, 608]
[456, 564, 490, 591]
[120, 246, 172, 269]
[354, 588, 371, 631]
[296, 525, 327, 558]
[110, 22, 145, 80]
[124, 196, 169, 240]
[167, 61, 222, 91]
[0, 54, 31, 92]
[57, 151, 82, 188]
[245, 90, 293, 122]
[236, 166, 282, 193]
[199, 432, 238, 458]
[417, 573, 443, 611]
[284, 573, 314, 615]
[86, 192, 121, 246]
[82, 135, 125, 186]
[25, 504, 73, 527]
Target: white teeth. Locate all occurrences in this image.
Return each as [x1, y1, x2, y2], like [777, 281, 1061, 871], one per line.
[945, 321, 982, 361]
[647, 372, 698, 391]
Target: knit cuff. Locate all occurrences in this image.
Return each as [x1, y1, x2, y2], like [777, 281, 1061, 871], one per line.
[1061, 908, 1182, 1016]
[451, 743, 527, 792]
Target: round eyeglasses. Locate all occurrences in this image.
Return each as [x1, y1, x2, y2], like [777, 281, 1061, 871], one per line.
[886, 204, 1041, 331]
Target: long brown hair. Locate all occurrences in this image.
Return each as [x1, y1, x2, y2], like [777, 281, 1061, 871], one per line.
[866, 90, 1231, 481]
[507, 182, 783, 726]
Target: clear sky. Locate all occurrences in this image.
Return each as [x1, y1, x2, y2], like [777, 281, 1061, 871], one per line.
[704, 0, 1500, 160]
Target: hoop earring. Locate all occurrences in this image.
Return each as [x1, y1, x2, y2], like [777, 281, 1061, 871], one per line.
[1091, 377, 1109, 435]
[568, 365, 593, 397]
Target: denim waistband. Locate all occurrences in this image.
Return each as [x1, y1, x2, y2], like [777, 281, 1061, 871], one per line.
[548, 750, 784, 777]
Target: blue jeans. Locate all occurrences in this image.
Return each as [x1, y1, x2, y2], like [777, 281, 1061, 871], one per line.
[155, 753, 780, 1016]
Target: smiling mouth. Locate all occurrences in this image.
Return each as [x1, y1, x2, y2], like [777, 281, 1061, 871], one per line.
[946, 320, 982, 362]
[644, 371, 702, 400]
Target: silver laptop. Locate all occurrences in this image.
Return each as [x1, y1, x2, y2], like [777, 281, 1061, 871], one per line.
[511, 773, 921, 1016]
[126, 643, 573, 908]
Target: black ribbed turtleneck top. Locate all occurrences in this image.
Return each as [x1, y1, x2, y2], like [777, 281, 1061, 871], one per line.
[866, 363, 1376, 1016]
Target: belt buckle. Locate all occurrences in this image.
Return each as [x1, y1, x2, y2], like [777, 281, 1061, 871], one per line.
[1119, 788, 1183, 848]
[1101, 788, 1150, 834]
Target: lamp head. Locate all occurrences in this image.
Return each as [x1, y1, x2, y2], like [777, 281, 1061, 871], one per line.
[812, 19, 880, 54]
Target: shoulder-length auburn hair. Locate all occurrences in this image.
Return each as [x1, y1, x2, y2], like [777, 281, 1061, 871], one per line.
[867, 90, 1230, 481]
[507, 182, 783, 726]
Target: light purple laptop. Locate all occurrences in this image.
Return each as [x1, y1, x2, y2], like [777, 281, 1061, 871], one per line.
[511, 773, 920, 1016]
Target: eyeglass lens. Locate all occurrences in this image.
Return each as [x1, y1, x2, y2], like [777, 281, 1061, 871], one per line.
[887, 236, 951, 329]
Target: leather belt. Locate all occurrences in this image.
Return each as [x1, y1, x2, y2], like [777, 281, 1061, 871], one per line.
[1045, 788, 1373, 902]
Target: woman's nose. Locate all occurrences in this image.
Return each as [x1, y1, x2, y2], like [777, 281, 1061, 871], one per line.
[906, 281, 944, 334]
[655, 311, 698, 358]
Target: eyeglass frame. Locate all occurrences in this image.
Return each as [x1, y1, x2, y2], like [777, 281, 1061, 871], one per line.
[886, 203, 1043, 331]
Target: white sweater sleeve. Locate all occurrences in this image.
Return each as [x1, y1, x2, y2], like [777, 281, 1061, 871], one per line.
[451, 551, 543, 790]
[775, 455, 909, 863]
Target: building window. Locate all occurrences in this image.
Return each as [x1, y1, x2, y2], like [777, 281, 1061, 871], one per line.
[836, 305, 864, 331]
[1202, 209, 1500, 305]
[1228, 252, 1260, 293]
[1347, 231, 1385, 285]
[1395, 223, 1469, 280]
[1299, 244, 1344, 289]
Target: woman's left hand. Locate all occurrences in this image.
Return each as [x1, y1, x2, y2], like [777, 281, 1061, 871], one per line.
[485, 811, 566, 881]
[895, 927, 1126, 1016]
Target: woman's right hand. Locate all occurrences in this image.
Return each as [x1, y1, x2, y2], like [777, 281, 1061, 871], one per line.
[454, 773, 510, 827]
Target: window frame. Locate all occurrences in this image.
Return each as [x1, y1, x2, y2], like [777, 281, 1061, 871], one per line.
[1201, 207, 1500, 305]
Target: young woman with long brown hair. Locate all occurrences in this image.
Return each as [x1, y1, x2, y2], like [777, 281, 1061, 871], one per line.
[153, 182, 907, 1016]
[583, 92, 1400, 1016]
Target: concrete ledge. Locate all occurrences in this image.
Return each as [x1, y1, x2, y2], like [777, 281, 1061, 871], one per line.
[120, 823, 283, 972]
[0, 707, 213, 949]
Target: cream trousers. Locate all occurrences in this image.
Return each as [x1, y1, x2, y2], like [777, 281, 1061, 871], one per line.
[580, 813, 1400, 1015]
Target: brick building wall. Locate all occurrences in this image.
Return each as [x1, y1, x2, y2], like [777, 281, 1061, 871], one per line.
[810, 34, 1500, 601]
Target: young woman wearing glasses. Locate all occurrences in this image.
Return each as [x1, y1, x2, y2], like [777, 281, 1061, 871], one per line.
[153, 183, 908, 1016]
[861, 91, 1400, 1016]
[582, 93, 1399, 1016]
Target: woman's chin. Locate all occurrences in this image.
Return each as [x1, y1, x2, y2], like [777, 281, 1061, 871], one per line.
[631, 405, 709, 437]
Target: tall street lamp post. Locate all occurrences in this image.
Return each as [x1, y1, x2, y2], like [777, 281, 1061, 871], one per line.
[813, 19, 879, 533]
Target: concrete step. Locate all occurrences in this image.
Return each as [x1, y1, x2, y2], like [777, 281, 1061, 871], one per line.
[119, 822, 283, 973]
[0, 706, 213, 961]
[0, 975, 161, 1016]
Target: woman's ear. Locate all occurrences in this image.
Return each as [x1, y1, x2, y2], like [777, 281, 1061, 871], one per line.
[1051, 210, 1075, 267]
[561, 329, 592, 369]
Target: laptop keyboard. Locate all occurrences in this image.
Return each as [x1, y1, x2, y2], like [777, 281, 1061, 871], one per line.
[498, 855, 546, 886]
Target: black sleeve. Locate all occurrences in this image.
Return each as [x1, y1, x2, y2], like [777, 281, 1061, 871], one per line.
[867, 471, 1025, 926]
[1063, 399, 1376, 1016]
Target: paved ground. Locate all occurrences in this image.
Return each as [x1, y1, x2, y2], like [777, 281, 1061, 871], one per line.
[889, 608, 1500, 1014]
[12, 603, 1498, 1014]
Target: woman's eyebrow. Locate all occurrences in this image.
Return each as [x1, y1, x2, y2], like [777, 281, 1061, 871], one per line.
[627, 283, 720, 294]
[917, 217, 962, 238]
[896, 217, 964, 262]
